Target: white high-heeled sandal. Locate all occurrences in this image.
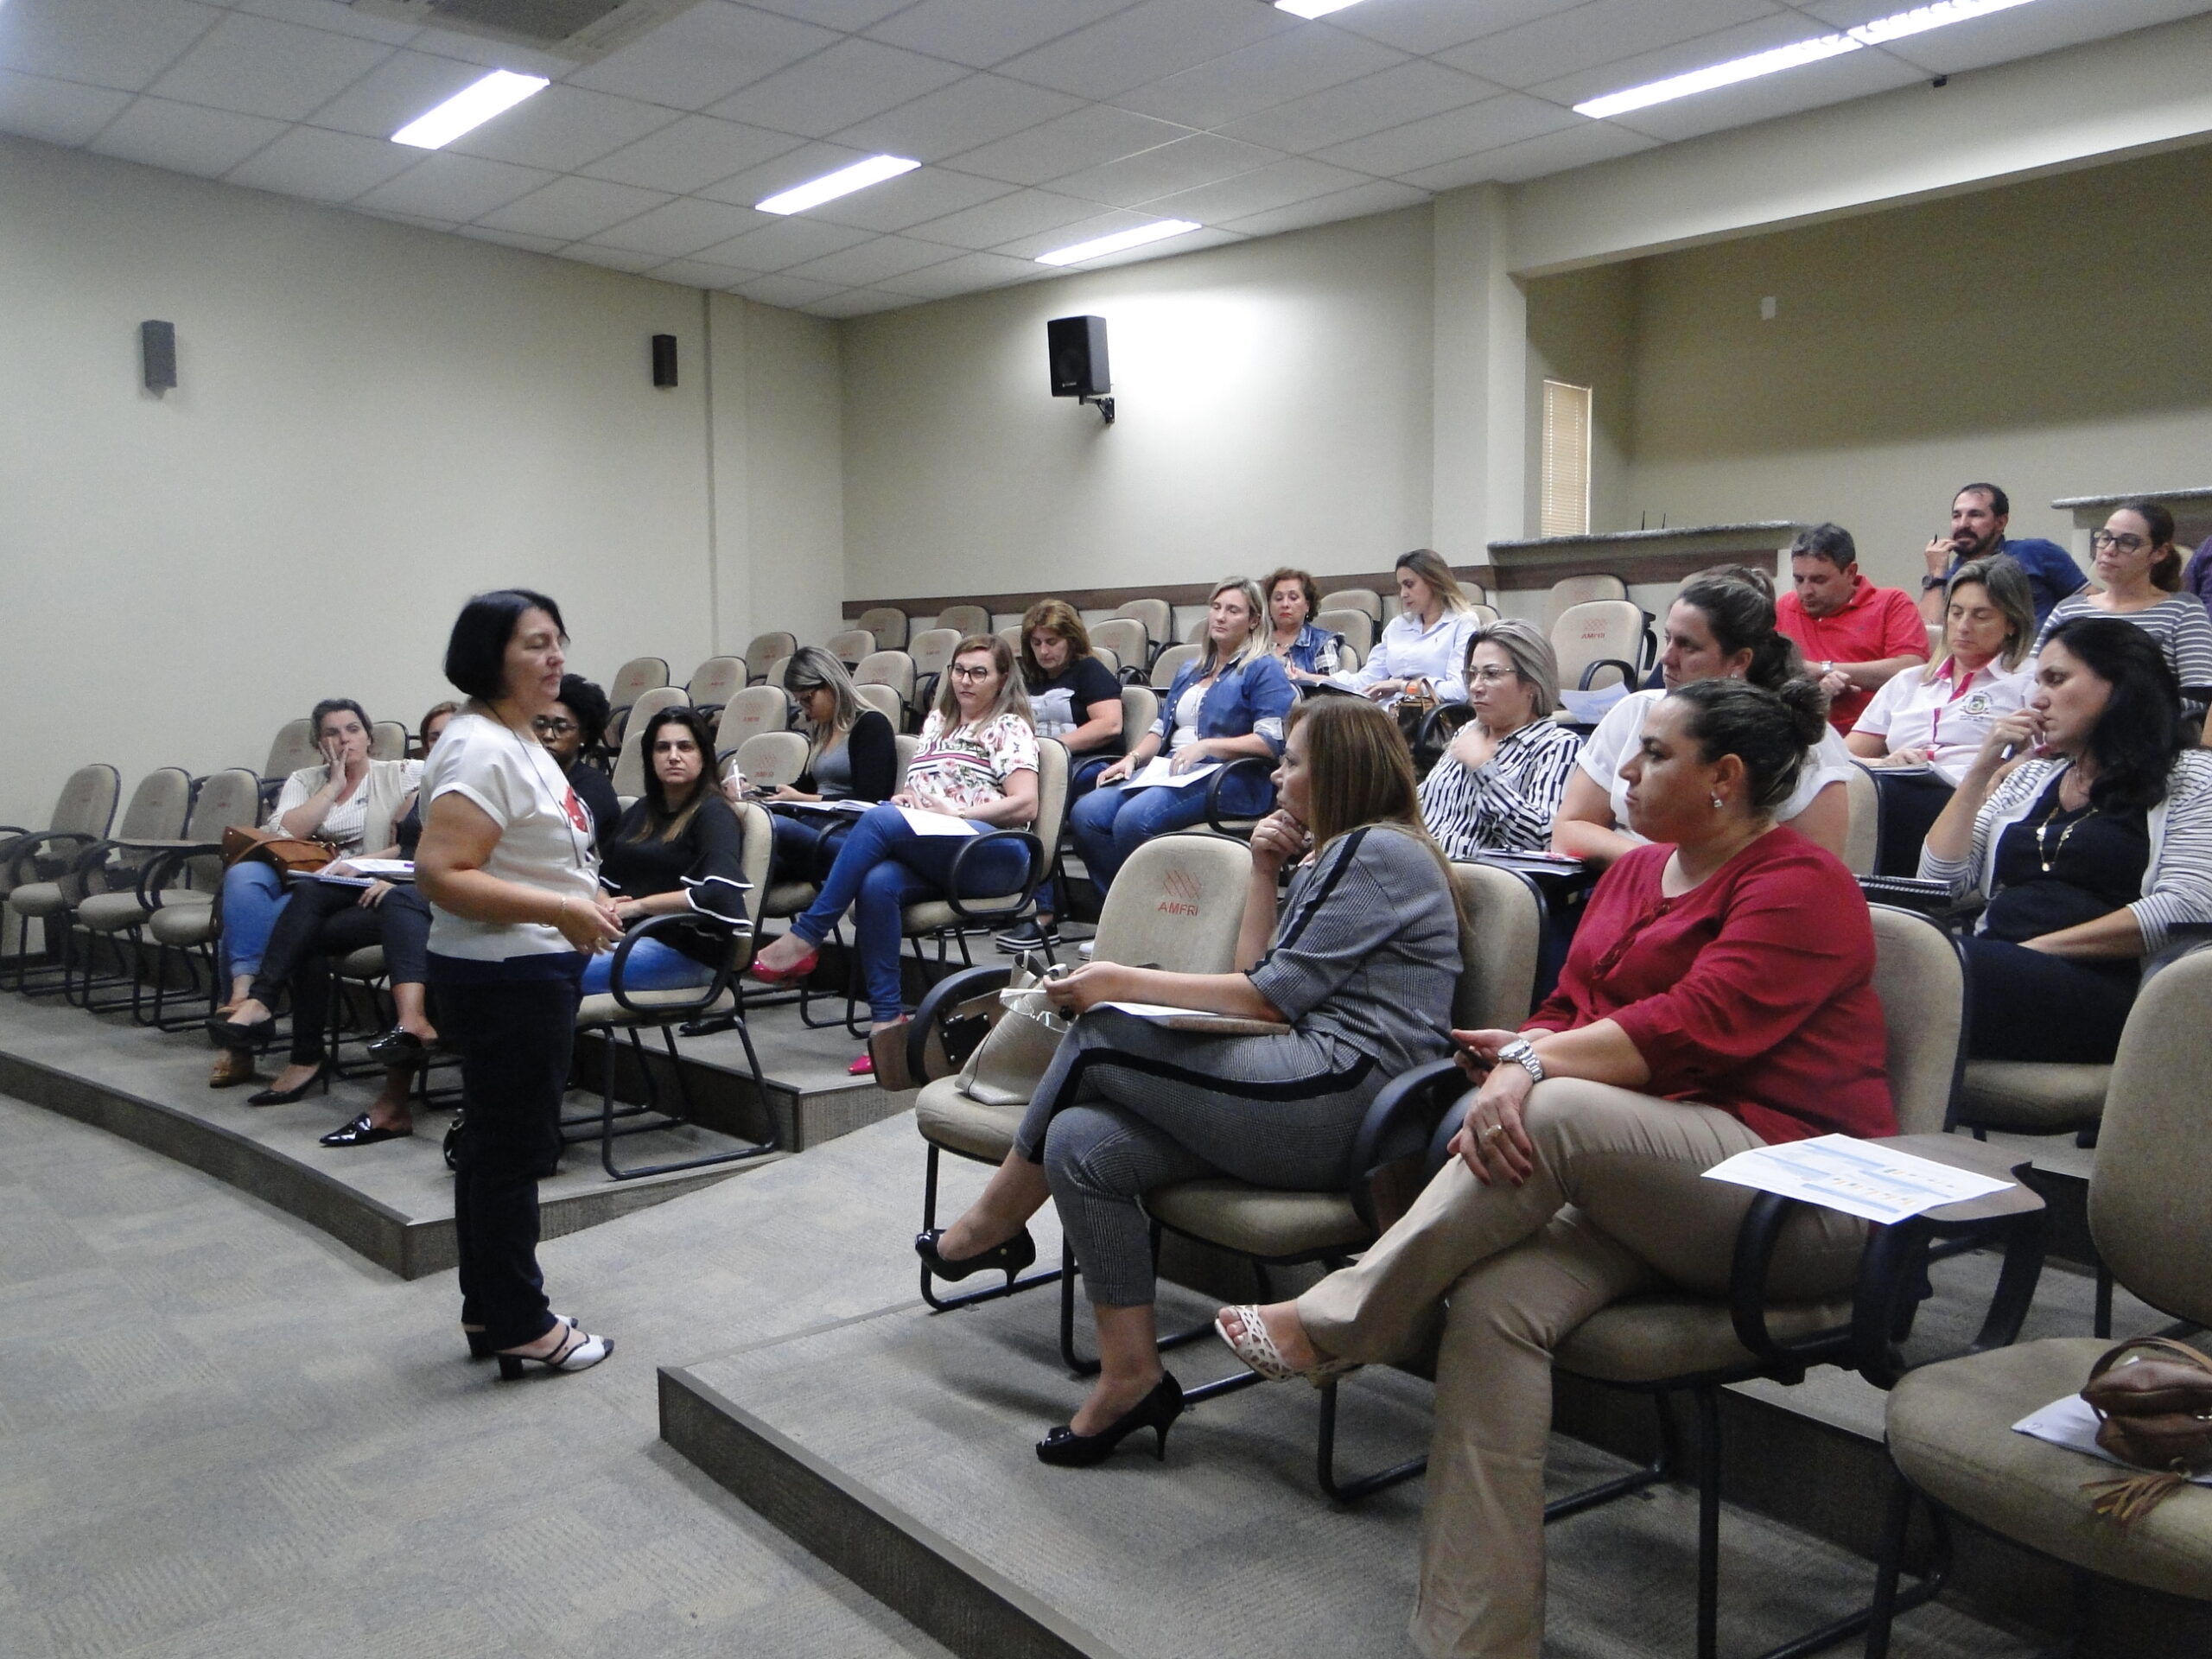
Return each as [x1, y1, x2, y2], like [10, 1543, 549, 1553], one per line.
[1214, 1305, 1358, 1389]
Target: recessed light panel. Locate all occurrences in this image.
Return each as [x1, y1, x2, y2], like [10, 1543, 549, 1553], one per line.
[1036, 220, 1202, 268]
[391, 70, 550, 149]
[757, 156, 922, 216]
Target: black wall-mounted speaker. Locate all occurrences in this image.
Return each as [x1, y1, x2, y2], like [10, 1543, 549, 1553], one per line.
[651, 334, 678, 389]
[140, 321, 176, 392]
[1047, 315, 1109, 398]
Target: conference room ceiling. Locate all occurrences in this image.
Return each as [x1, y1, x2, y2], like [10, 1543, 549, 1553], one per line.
[5, 0, 2205, 318]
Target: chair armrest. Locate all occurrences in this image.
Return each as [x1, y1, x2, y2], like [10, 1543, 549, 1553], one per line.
[1205, 754, 1277, 834]
[605, 911, 743, 1019]
[4, 830, 101, 887]
[1579, 659, 1638, 691]
[132, 842, 226, 911]
[941, 830, 1046, 923]
[1346, 1058, 1471, 1233]
[907, 963, 1014, 1084]
[1416, 703, 1478, 754]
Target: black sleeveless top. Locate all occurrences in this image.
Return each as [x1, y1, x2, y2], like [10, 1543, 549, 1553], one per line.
[1983, 772, 2149, 946]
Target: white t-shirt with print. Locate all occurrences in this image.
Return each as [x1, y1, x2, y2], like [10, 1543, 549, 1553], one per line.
[1577, 688, 1857, 841]
[422, 711, 601, 960]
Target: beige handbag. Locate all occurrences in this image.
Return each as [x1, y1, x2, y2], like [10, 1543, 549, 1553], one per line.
[955, 963, 1072, 1106]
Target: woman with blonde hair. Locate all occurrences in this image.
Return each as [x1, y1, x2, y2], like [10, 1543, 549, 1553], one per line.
[1419, 619, 1583, 857]
[756, 645, 899, 887]
[921, 696, 1463, 1465]
[1071, 577, 1295, 899]
[750, 635, 1039, 1076]
[1334, 549, 1480, 709]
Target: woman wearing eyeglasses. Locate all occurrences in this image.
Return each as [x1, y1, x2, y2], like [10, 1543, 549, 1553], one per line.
[2031, 500, 2212, 707]
[531, 674, 621, 855]
[1418, 620, 1583, 857]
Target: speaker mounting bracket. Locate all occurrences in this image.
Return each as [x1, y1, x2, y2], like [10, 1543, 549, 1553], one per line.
[1079, 392, 1116, 425]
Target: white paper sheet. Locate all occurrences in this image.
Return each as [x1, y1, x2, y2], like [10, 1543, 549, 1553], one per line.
[897, 806, 978, 836]
[1559, 686, 1630, 724]
[1123, 757, 1222, 791]
[1096, 1001, 1290, 1034]
[2012, 1393, 2212, 1484]
[346, 859, 415, 879]
[1701, 1134, 2012, 1224]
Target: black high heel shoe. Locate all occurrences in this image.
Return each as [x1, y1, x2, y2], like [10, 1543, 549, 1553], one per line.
[245, 1059, 330, 1107]
[1036, 1371, 1185, 1467]
[364, 1027, 429, 1067]
[915, 1226, 1037, 1285]
[207, 1012, 276, 1052]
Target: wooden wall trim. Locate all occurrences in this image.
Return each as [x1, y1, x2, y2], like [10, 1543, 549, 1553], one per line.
[845, 566, 1500, 620]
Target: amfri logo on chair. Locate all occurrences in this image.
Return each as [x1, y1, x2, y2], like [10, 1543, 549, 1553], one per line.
[1158, 868, 1202, 915]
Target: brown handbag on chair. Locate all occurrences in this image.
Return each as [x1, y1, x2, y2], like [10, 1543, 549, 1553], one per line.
[220, 824, 336, 876]
[2077, 1337, 2212, 1524]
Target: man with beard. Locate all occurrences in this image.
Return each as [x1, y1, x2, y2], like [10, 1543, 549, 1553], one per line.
[1919, 481, 2085, 626]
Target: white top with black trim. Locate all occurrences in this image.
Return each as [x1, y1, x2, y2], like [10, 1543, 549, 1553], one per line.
[1418, 720, 1583, 857]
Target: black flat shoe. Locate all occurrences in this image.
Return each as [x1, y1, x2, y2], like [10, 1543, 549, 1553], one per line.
[207, 1014, 276, 1052]
[364, 1027, 429, 1067]
[320, 1112, 413, 1148]
[245, 1061, 329, 1107]
[915, 1226, 1037, 1285]
[1036, 1372, 1184, 1467]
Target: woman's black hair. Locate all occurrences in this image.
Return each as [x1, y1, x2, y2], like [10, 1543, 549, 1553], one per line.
[443, 588, 564, 702]
[626, 706, 715, 844]
[2116, 498, 2183, 591]
[2041, 616, 2184, 813]
[1667, 677, 1830, 813]
[309, 697, 370, 741]
[555, 673, 610, 751]
[1673, 565, 1802, 691]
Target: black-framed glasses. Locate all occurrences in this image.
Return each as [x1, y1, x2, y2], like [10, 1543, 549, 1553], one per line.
[2091, 531, 2148, 553]
[949, 665, 994, 682]
[531, 717, 578, 736]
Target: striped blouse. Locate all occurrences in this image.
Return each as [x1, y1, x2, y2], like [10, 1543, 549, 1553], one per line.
[2033, 594, 2212, 698]
[1417, 718, 1584, 858]
[1918, 749, 2212, 952]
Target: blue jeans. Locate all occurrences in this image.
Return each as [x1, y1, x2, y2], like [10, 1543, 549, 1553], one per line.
[219, 861, 289, 979]
[1069, 782, 1211, 899]
[580, 936, 715, 997]
[790, 803, 1030, 1023]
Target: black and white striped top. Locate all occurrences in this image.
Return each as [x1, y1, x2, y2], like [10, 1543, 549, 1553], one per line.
[2034, 594, 2212, 698]
[1918, 749, 2212, 952]
[1417, 719, 1584, 858]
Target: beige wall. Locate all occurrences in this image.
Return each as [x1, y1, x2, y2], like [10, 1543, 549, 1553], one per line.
[838, 207, 1435, 604]
[0, 136, 840, 828]
[1523, 261, 1636, 543]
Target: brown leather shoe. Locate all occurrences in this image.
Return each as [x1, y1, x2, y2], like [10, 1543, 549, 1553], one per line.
[208, 1049, 259, 1090]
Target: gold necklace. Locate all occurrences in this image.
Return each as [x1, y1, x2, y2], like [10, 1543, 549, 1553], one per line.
[2034, 799, 2096, 874]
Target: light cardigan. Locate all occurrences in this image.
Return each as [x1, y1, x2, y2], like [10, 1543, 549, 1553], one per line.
[1917, 749, 2212, 952]
[266, 758, 420, 855]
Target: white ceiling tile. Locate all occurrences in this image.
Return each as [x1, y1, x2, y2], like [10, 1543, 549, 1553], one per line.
[566, 0, 840, 111]
[1137, 156, 1373, 224]
[995, 0, 1296, 99]
[90, 96, 286, 177]
[585, 194, 772, 255]
[990, 204, 1156, 258]
[582, 113, 801, 194]
[1589, 47, 1927, 145]
[557, 241, 668, 273]
[1813, 0, 2212, 75]
[872, 249, 1040, 297]
[780, 232, 958, 286]
[1327, 0, 1586, 58]
[902, 187, 1109, 251]
[230, 0, 420, 46]
[1114, 24, 1408, 130]
[1438, 0, 1789, 92]
[1049, 131, 1283, 209]
[1313, 92, 1580, 177]
[1219, 177, 1427, 238]
[443, 85, 677, 173]
[148, 10, 391, 121]
[302, 48, 487, 138]
[0, 0, 223, 94]
[865, 0, 1144, 70]
[1219, 59, 1499, 152]
[359, 207, 460, 232]
[476, 175, 677, 241]
[1400, 118, 1656, 189]
[944, 105, 1192, 188]
[457, 224, 566, 254]
[693, 214, 876, 270]
[830, 72, 1083, 162]
[1065, 221, 1241, 270]
[403, 27, 569, 80]
[742, 0, 913, 31]
[0, 67, 131, 146]
[351, 149, 555, 220]
[705, 39, 970, 139]
[804, 165, 1016, 232]
[804, 286, 917, 316]
[730, 270, 855, 308]
[692, 138, 871, 206]
[648, 255, 763, 288]
[223, 122, 419, 201]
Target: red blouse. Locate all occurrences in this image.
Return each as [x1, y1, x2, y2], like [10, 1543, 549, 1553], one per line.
[1528, 828, 1895, 1145]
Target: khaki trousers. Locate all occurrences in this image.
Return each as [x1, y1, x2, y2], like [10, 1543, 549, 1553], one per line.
[1296, 1078, 1867, 1659]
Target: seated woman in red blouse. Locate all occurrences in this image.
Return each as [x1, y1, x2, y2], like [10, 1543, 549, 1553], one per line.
[1216, 675, 1894, 1659]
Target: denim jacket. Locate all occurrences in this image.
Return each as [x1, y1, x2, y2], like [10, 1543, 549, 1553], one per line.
[1152, 651, 1297, 817]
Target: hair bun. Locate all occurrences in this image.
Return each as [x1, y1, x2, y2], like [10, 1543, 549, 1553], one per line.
[1776, 674, 1832, 748]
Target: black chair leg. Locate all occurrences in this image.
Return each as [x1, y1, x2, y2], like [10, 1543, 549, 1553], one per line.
[1696, 1384, 1721, 1659]
[915, 1143, 1065, 1313]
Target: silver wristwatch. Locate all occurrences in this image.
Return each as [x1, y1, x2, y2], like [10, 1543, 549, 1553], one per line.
[1497, 1037, 1546, 1085]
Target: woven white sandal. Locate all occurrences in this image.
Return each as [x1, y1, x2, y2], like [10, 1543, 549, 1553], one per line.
[1214, 1305, 1359, 1389]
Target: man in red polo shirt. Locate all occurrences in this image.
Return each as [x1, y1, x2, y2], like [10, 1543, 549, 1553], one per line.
[1777, 523, 1929, 732]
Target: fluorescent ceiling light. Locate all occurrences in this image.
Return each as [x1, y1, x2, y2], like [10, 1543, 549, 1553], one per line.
[1273, 0, 1370, 18]
[756, 156, 920, 215]
[1035, 219, 1202, 267]
[1574, 0, 2038, 121]
[391, 69, 549, 149]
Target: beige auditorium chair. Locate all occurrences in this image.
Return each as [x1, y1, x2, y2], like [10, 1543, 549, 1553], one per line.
[569, 798, 777, 1179]
[604, 655, 671, 747]
[1544, 572, 1630, 629]
[1551, 599, 1645, 691]
[855, 649, 916, 713]
[1319, 587, 1383, 620]
[826, 628, 876, 667]
[259, 719, 319, 806]
[743, 632, 798, 680]
[734, 732, 808, 794]
[1468, 601, 1501, 627]
[854, 683, 904, 728]
[369, 721, 408, 762]
[893, 734, 918, 792]
[856, 607, 907, 652]
[1090, 645, 1121, 679]
[1150, 641, 1198, 691]
[906, 831, 1256, 1313]
[714, 685, 791, 777]
[996, 625, 1023, 657]
[7, 766, 189, 1005]
[685, 655, 747, 715]
[1842, 761, 1881, 876]
[1867, 944, 2212, 1657]
[136, 769, 263, 1029]
[907, 627, 961, 713]
[898, 740, 1068, 971]
[932, 604, 991, 640]
[1090, 617, 1147, 677]
[1315, 607, 1374, 657]
[611, 686, 687, 801]
[1109, 598, 1171, 644]
[2, 763, 121, 992]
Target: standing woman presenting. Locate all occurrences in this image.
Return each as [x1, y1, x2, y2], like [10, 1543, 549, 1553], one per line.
[416, 589, 622, 1378]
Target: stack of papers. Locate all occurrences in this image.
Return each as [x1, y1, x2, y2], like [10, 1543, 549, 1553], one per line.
[1702, 1135, 2012, 1224]
[1122, 758, 1221, 791]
